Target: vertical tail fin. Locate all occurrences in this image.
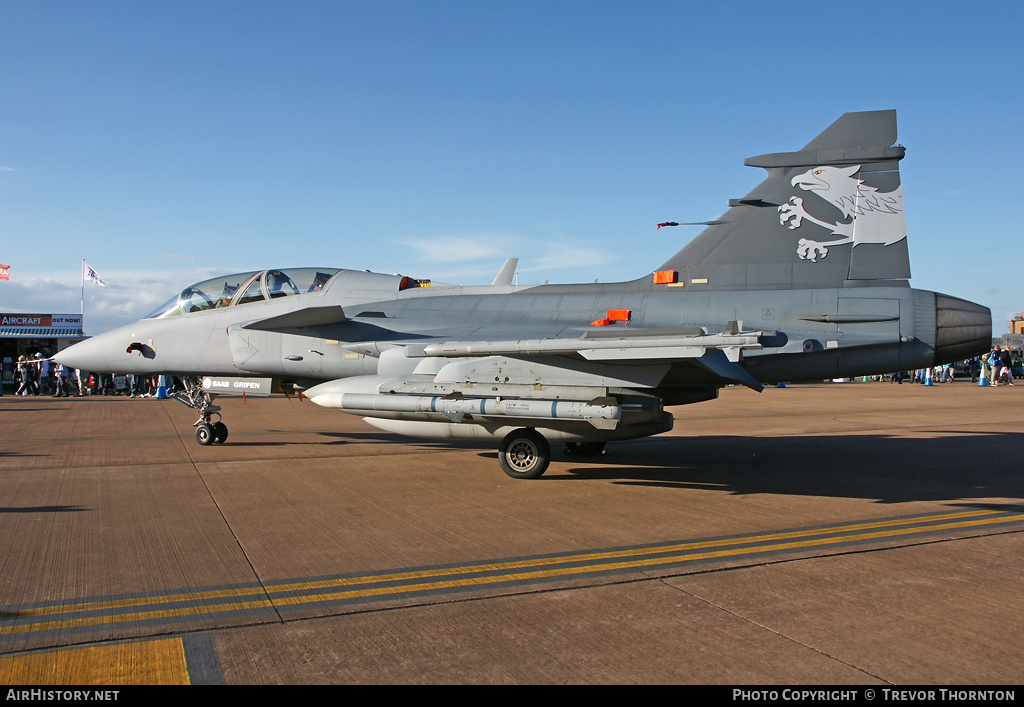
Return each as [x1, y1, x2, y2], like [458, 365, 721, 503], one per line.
[659, 110, 909, 290]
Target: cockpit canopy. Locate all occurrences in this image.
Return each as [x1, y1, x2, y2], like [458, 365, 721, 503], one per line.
[146, 268, 342, 319]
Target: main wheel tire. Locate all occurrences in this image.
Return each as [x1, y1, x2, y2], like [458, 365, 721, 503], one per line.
[212, 421, 228, 443]
[195, 423, 215, 445]
[564, 441, 606, 456]
[498, 429, 551, 479]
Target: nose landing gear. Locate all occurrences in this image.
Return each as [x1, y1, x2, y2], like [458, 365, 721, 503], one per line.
[173, 377, 230, 446]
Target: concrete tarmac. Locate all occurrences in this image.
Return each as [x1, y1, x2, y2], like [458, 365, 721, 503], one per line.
[0, 380, 1022, 684]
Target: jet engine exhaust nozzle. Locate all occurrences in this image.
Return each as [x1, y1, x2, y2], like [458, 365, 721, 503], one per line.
[933, 294, 991, 365]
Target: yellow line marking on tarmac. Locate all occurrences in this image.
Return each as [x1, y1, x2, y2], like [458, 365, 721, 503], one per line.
[0, 637, 189, 685]
[0, 600, 276, 637]
[268, 507, 1020, 596]
[2, 507, 1021, 639]
[6, 506, 1010, 618]
[271, 512, 1024, 605]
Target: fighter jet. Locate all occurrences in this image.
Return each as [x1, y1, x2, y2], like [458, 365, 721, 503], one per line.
[54, 110, 991, 478]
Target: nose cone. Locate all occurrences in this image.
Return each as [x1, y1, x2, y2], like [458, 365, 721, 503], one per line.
[934, 294, 992, 364]
[53, 334, 116, 372]
[52, 322, 142, 373]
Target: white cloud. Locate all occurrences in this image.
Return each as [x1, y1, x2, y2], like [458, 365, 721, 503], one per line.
[395, 233, 615, 282]
[521, 242, 611, 273]
[398, 235, 508, 263]
[0, 267, 231, 335]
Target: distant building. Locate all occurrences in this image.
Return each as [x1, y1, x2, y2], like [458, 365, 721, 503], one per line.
[1010, 313, 1024, 336]
[994, 333, 1024, 350]
[0, 313, 85, 390]
[991, 313, 1024, 351]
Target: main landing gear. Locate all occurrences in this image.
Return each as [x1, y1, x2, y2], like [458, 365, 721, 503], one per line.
[497, 429, 551, 480]
[497, 430, 610, 479]
[173, 377, 229, 445]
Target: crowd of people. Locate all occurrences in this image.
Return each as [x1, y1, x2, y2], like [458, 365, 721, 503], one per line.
[887, 347, 1020, 385]
[6, 353, 181, 397]
[888, 367, 955, 384]
[982, 346, 1019, 386]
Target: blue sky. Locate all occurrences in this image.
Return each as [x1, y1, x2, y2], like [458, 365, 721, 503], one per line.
[2, 1, 1022, 334]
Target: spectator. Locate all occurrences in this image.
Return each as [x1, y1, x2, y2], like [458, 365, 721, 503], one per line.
[999, 347, 1015, 386]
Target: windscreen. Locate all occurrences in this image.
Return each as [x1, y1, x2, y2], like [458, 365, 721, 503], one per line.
[179, 272, 260, 314]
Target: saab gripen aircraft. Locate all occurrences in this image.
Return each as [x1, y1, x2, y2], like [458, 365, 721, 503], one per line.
[55, 110, 991, 479]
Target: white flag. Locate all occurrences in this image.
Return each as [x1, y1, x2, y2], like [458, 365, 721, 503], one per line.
[84, 262, 106, 287]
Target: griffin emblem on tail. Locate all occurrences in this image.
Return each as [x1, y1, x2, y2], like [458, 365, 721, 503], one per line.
[777, 164, 905, 262]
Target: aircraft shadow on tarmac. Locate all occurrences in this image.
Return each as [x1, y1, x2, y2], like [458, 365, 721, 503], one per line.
[472, 431, 1024, 504]
[194, 430, 491, 449]
[0, 506, 89, 514]
[313, 431, 499, 450]
[317, 431, 474, 447]
[222, 431, 452, 447]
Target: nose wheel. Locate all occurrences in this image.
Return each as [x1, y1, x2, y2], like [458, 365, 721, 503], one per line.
[195, 420, 229, 445]
[174, 377, 230, 446]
